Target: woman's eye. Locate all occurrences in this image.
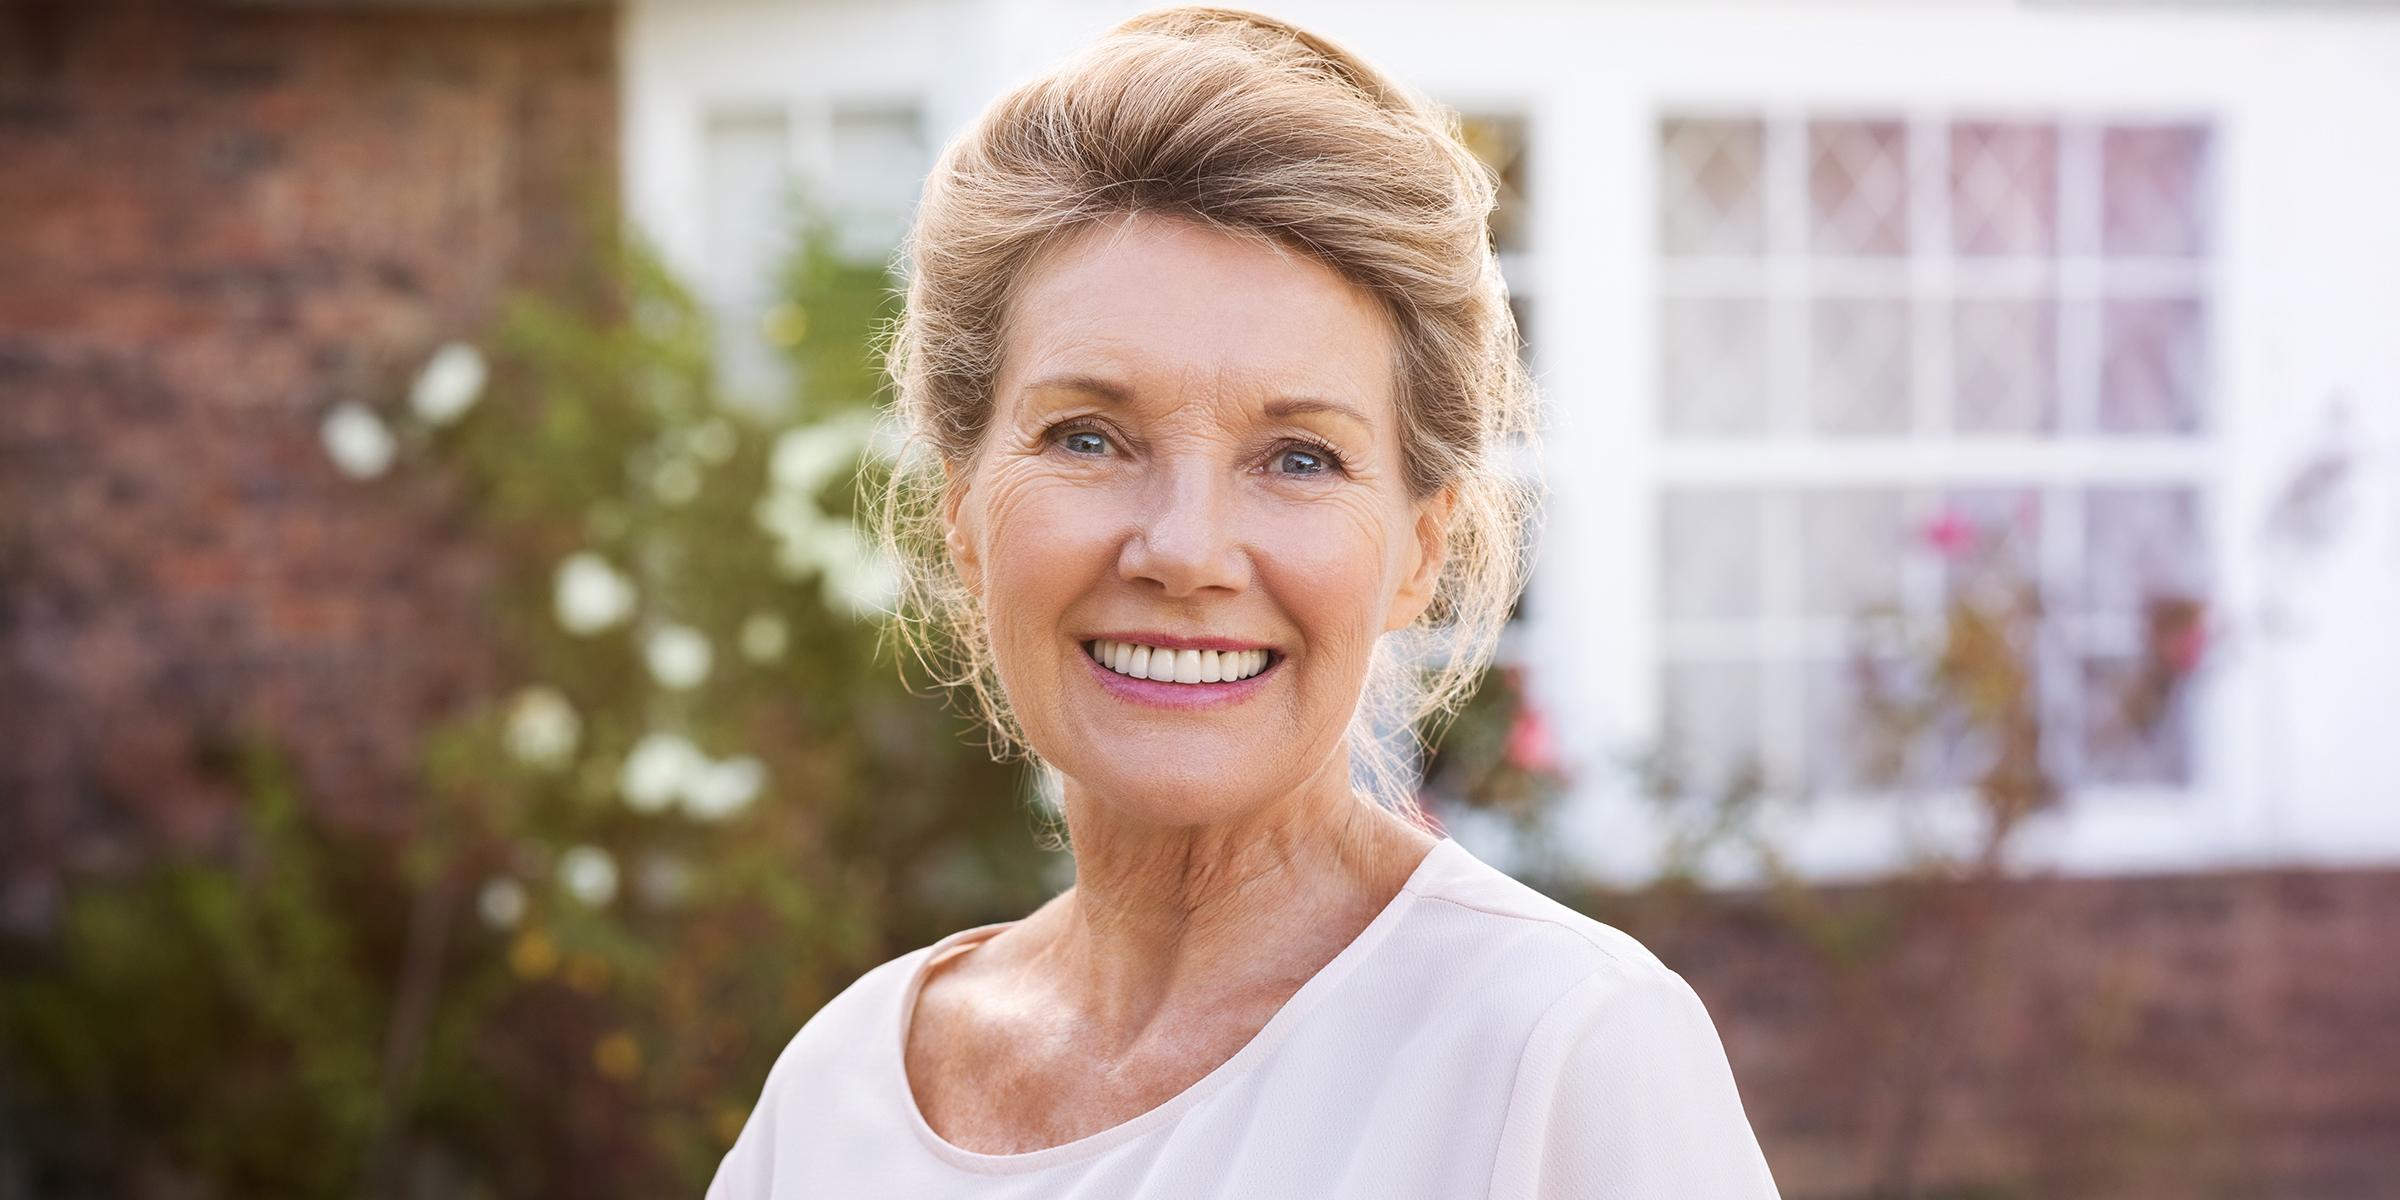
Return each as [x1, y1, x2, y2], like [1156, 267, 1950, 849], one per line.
[1057, 429, 1110, 455]
[1272, 446, 1333, 475]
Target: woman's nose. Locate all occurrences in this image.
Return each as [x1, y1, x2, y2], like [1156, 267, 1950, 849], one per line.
[1118, 457, 1248, 597]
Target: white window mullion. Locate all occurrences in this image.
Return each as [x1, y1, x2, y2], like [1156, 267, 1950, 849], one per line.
[2056, 120, 2104, 439]
[1761, 488, 1806, 787]
[2040, 484, 2089, 789]
[1910, 111, 1953, 440]
[1765, 110, 1811, 440]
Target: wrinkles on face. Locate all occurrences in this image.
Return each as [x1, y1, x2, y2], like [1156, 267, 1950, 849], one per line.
[947, 213, 1435, 830]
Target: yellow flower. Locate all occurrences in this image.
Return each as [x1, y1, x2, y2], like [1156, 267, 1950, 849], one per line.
[594, 1030, 642, 1081]
[508, 930, 559, 980]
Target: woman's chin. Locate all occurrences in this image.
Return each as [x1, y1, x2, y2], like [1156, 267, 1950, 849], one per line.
[1049, 746, 1332, 832]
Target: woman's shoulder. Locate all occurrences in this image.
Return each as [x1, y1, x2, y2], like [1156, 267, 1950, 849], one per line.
[714, 929, 1008, 1192]
[752, 924, 999, 1097]
[1390, 845, 1779, 1197]
[1371, 840, 1741, 1059]
[1305, 839, 1720, 1073]
[757, 947, 922, 1082]
[1397, 840, 1681, 992]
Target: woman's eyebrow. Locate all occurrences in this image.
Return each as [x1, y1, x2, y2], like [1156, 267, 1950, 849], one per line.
[1263, 397, 1373, 430]
[1021, 373, 1132, 404]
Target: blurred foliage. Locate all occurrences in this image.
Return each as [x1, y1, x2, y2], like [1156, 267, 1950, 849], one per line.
[1571, 511, 2215, 1200]
[0, 747, 386, 1198]
[1420, 666, 1564, 824]
[0, 211, 1059, 1199]
[1418, 664, 1572, 884]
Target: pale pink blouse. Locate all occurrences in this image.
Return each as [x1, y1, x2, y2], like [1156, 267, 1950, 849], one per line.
[708, 839, 1781, 1199]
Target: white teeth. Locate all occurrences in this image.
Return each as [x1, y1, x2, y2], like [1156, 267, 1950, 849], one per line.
[1090, 640, 1271, 684]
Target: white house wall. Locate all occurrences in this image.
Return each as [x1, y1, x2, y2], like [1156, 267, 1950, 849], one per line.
[625, 0, 2400, 882]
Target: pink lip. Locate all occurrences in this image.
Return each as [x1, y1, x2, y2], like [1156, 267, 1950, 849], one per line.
[1081, 639, 1280, 710]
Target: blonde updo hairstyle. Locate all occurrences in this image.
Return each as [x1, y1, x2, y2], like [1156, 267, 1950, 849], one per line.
[881, 6, 1537, 810]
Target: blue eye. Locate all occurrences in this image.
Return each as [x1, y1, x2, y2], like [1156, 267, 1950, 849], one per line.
[1274, 447, 1331, 475]
[1058, 429, 1109, 455]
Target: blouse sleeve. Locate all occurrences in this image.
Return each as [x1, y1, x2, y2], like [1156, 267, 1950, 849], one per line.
[1485, 965, 1782, 1200]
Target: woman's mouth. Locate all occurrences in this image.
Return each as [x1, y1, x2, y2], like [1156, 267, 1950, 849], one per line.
[1087, 639, 1272, 684]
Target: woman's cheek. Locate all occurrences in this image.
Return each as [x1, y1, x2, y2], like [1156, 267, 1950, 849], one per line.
[984, 472, 1116, 620]
[1253, 493, 1400, 647]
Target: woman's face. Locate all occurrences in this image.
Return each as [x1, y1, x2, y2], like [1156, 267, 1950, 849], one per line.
[945, 214, 1448, 828]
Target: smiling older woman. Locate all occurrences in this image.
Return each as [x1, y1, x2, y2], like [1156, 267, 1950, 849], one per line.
[708, 9, 1779, 1198]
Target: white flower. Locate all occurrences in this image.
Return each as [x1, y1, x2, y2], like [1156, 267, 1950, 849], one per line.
[409, 341, 487, 426]
[620, 731, 707, 813]
[739, 613, 788, 663]
[685, 755, 767, 822]
[321, 402, 396, 479]
[555, 553, 636, 635]
[687, 418, 738, 464]
[651, 457, 702, 506]
[620, 733, 767, 821]
[758, 507, 895, 614]
[821, 535, 901, 617]
[503, 686, 581, 770]
[558, 845, 618, 907]
[754, 489, 827, 572]
[755, 415, 896, 618]
[644, 624, 713, 690]
[768, 415, 874, 496]
[477, 877, 528, 930]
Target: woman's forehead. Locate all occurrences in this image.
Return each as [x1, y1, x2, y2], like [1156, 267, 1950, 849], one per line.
[998, 215, 1398, 419]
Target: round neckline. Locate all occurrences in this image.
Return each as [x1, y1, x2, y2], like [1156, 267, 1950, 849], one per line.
[890, 839, 1461, 1175]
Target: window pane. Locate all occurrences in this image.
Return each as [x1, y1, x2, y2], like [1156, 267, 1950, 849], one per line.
[2103, 124, 2210, 259]
[1662, 661, 1766, 798]
[1801, 489, 1905, 619]
[1953, 298, 2057, 434]
[2081, 656, 2193, 786]
[1937, 488, 2043, 596]
[2100, 298, 2205, 434]
[827, 105, 926, 261]
[1811, 297, 1912, 434]
[1810, 119, 1909, 258]
[1663, 296, 1769, 436]
[1661, 118, 1766, 257]
[1662, 490, 1763, 620]
[1804, 657, 1920, 791]
[703, 108, 794, 414]
[2078, 487, 2204, 787]
[1951, 122, 2056, 257]
[2082, 486, 2206, 621]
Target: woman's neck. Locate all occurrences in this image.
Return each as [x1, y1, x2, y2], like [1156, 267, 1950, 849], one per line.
[900, 751, 1440, 1154]
[1032, 753, 1437, 1046]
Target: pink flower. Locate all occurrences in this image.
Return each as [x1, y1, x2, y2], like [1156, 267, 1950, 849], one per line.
[1923, 510, 1977, 559]
[2148, 598, 2209, 676]
[1504, 702, 1560, 776]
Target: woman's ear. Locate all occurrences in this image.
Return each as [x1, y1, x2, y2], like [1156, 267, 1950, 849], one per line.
[939, 460, 984, 595]
[1384, 485, 1457, 632]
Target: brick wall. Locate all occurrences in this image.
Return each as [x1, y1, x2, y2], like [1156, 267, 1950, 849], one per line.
[1613, 867, 2400, 1199]
[0, 0, 615, 928]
